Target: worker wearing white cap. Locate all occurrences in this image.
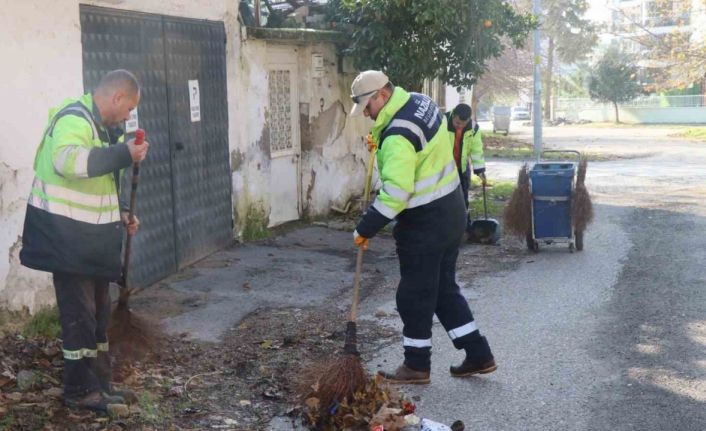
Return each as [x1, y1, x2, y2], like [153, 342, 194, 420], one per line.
[350, 70, 496, 384]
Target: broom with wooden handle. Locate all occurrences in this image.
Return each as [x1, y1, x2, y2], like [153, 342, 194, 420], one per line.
[108, 129, 160, 362]
[301, 136, 377, 409]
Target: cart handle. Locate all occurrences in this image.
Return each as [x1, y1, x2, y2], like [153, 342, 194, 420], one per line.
[540, 149, 582, 163]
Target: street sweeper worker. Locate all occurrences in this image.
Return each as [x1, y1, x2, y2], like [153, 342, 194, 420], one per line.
[19, 69, 149, 412]
[349, 70, 496, 384]
[445, 103, 486, 238]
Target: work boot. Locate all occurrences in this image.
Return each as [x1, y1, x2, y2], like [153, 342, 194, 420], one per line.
[64, 390, 125, 413]
[377, 364, 430, 384]
[449, 357, 497, 377]
[451, 334, 496, 377]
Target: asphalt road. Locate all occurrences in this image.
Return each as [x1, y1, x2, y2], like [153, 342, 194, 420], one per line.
[368, 125, 706, 430]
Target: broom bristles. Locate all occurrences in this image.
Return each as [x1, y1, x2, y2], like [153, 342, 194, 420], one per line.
[503, 164, 532, 238]
[571, 158, 594, 233]
[577, 158, 588, 187]
[298, 354, 368, 409]
[108, 300, 162, 364]
[572, 185, 593, 232]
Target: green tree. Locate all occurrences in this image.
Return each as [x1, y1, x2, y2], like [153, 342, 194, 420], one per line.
[542, 0, 597, 119]
[328, 0, 535, 90]
[557, 64, 590, 97]
[615, 0, 705, 92]
[587, 47, 641, 124]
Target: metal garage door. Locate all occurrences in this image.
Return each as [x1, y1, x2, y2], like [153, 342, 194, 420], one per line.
[80, 6, 232, 287]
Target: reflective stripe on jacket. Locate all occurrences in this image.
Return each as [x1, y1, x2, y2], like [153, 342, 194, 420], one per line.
[445, 110, 485, 174]
[20, 94, 132, 279]
[356, 87, 466, 252]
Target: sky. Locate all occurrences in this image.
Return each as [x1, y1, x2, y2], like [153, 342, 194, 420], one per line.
[585, 0, 613, 24]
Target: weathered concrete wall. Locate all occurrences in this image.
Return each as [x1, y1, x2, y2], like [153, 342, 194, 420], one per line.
[228, 37, 273, 235]
[296, 44, 369, 218]
[228, 39, 370, 232]
[0, 0, 85, 313]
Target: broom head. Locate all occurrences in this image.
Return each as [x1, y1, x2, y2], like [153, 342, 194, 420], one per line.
[503, 164, 532, 238]
[572, 159, 593, 233]
[299, 353, 367, 411]
[298, 321, 367, 409]
[108, 288, 162, 365]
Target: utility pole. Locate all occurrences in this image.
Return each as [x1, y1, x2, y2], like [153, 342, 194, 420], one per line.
[532, 0, 542, 160]
[255, 0, 261, 26]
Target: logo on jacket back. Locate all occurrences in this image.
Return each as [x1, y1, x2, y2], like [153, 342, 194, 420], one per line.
[414, 96, 433, 123]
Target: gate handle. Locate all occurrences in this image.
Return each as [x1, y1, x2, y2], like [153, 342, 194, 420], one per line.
[175, 142, 185, 151]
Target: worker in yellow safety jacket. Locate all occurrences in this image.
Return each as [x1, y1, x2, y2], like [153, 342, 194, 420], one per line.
[20, 70, 149, 412]
[350, 71, 496, 384]
[445, 103, 486, 238]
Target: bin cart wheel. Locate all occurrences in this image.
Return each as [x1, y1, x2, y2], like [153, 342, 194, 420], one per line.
[526, 230, 539, 252]
[569, 242, 575, 253]
[575, 230, 584, 251]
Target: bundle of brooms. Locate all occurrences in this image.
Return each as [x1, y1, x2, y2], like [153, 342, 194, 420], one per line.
[503, 159, 593, 238]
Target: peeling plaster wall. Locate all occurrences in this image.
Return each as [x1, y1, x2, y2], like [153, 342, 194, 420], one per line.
[228, 40, 370, 232]
[295, 44, 370, 218]
[0, 163, 52, 313]
[229, 38, 272, 233]
[0, 0, 84, 313]
[0, 0, 237, 312]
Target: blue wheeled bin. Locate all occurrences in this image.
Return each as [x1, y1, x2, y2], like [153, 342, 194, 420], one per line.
[526, 150, 580, 252]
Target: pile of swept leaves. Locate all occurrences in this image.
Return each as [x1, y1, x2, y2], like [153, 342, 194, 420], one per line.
[302, 375, 419, 431]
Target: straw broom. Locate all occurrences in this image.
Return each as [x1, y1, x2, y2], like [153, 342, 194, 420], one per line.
[503, 163, 532, 238]
[108, 129, 161, 362]
[571, 158, 593, 233]
[300, 139, 377, 409]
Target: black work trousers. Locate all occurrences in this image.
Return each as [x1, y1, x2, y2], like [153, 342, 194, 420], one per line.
[396, 241, 487, 371]
[53, 272, 112, 399]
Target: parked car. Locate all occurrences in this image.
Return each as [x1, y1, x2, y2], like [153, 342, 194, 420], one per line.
[492, 106, 511, 135]
[476, 110, 489, 121]
[511, 106, 531, 121]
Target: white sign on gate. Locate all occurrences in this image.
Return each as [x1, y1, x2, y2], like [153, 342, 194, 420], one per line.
[125, 108, 139, 133]
[188, 80, 201, 122]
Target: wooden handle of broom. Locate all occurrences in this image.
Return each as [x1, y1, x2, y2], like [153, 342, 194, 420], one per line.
[349, 139, 377, 323]
[119, 129, 145, 305]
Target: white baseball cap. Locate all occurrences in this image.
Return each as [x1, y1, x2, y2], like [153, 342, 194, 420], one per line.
[350, 70, 389, 117]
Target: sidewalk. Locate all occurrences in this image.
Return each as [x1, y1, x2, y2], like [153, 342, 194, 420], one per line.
[133, 225, 399, 342]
